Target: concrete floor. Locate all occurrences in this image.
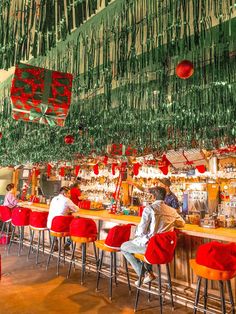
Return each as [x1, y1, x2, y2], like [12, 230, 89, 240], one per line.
[0, 244, 193, 314]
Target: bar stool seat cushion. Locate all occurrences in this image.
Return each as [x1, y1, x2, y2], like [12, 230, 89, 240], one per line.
[190, 259, 236, 281]
[196, 241, 236, 271]
[104, 224, 132, 249]
[11, 207, 31, 226]
[144, 231, 177, 265]
[0, 206, 12, 222]
[29, 211, 48, 229]
[51, 216, 74, 233]
[95, 240, 119, 252]
[70, 217, 97, 239]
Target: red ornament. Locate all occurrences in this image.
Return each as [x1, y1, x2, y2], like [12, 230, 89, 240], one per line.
[47, 164, 52, 178]
[0, 132, 2, 139]
[64, 135, 74, 144]
[196, 165, 206, 173]
[93, 164, 99, 175]
[176, 60, 194, 79]
[133, 163, 141, 176]
[111, 163, 118, 175]
[75, 165, 80, 176]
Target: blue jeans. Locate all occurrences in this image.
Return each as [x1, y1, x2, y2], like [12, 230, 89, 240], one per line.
[121, 240, 152, 276]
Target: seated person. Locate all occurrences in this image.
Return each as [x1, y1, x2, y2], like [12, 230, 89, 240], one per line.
[47, 186, 79, 251]
[121, 186, 185, 285]
[3, 183, 19, 209]
[70, 179, 82, 206]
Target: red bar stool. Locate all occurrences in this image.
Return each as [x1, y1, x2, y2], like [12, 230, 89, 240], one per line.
[95, 224, 132, 300]
[27, 211, 49, 264]
[134, 231, 177, 313]
[46, 215, 74, 275]
[190, 241, 236, 314]
[0, 206, 12, 248]
[8, 207, 31, 256]
[67, 217, 98, 285]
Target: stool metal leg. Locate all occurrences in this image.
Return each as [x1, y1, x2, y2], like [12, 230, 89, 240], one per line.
[67, 241, 76, 279]
[27, 229, 35, 260]
[227, 280, 235, 314]
[124, 257, 131, 294]
[157, 264, 163, 314]
[113, 252, 118, 287]
[42, 230, 45, 254]
[81, 243, 87, 285]
[219, 280, 226, 314]
[96, 250, 104, 292]
[57, 237, 62, 276]
[93, 242, 98, 269]
[109, 252, 114, 300]
[46, 236, 55, 270]
[194, 277, 202, 314]
[203, 279, 208, 313]
[134, 262, 145, 312]
[36, 230, 41, 264]
[8, 225, 15, 255]
[166, 264, 174, 310]
[18, 227, 22, 256]
[5, 222, 10, 250]
[0, 221, 5, 238]
[148, 282, 151, 302]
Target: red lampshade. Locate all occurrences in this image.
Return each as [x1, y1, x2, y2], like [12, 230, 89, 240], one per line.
[176, 60, 194, 79]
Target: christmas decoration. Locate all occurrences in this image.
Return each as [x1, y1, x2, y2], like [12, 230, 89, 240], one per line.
[196, 165, 206, 173]
[93, 164, 99, 175]
[64, 135, 75, 144]
[176, 60, 194, 79]
[75, 165, 80, 176]
[112, 163, 118, 176]
[11, 63, 73, 127]
[133, 163, 141, 176]
[47, 164, 52, 178]
[59, 167, 65, 177]
[0, 132, 2, 139]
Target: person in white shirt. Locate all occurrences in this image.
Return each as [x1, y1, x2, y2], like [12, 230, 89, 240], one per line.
[47, 186, 79, 251]
[121, 186, 185, 285]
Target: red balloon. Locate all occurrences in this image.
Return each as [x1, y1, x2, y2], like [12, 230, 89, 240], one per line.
[176, 60, 194, 79]
[64, 135, 75, 144]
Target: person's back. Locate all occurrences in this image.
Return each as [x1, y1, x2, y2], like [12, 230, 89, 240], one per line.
[4, 183, 18, 209]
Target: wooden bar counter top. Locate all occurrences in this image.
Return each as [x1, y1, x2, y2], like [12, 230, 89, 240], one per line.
[20, 202, 236, 243]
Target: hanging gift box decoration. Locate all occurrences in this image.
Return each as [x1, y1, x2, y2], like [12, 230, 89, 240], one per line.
[176, 60, 194, 79]
[64, 134, 75, 144]
[10, 63, 73, 127]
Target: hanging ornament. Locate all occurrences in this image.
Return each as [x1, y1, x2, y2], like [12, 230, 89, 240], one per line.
[64, 135, 75, 144]
[176, 60, 194, 79]
[196, 165, 206, 173]
[47, 164, 52, 178]
[112, 163, 118, 175]
[75, 165, 80, 176]
[59, 167, 65, 177]
[158, 154, 171, 175]
[103, 155, 108, 165]
[133, 163, 141, 176]
[0, 132, 2, 139]
[93, 164, 99, 175]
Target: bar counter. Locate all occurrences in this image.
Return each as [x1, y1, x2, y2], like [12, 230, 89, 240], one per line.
[19, 202, 236, 311]
[21, 202, 236, 242]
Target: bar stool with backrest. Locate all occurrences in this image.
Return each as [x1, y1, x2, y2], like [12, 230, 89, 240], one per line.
[27, 211, 49, 264]
[67, 217, 98, 285]
[95, 224, 132, 300]
[8, 207, 31, 256]
[46, 215, 74, 275]
[134, 231, 177, 313]
[190, 241, 236, 314]
[0, 206, 12, 248]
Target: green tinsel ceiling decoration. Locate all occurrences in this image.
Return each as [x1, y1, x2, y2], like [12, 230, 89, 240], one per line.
[0, 0, 236, 166]
[0, 0, 111, 69]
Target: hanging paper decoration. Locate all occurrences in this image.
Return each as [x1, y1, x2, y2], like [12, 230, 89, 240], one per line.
[176, 60, 194, 79]
[133, 163, 141, 176]
[10, 63, 73, 127]
[75, 165, 80, 176]
[93, 164, 99, 175]
[196, 165, 206, 173]
[47, 164, 52, 178]
[64, 135, 75, 144]
[103, 156, 108, 165]
[59, 167, 65, 177]
[111, 163, 118, 176]
[34, 168, 40, 177]
[158, 155, 171, 175]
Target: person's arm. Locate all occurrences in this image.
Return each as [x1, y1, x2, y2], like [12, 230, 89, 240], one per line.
[8, 193, 19, 207]
[127, 180, 149, 193]
[66, 198, 79, 212]
[174, 213, 185, 228]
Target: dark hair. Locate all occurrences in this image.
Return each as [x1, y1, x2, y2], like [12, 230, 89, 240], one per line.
[60, 186, 70, 193]
[149, 186, 166, 201]
[6, 183, 14, 191]
[72, 182, 79, 188]
[77, 177, 82, 182]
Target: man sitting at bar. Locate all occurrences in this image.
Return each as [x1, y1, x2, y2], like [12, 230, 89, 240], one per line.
[121, 186, 185, 285]
[47, 186, 79, 251]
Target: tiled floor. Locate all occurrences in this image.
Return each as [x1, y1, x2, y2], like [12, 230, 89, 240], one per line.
[0, 245, 193, 314]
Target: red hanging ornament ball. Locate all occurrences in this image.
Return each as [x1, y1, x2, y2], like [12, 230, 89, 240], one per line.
[0, 132, 2, 139]
[64, 135, 75, 144]
[176, 60, 194, 79]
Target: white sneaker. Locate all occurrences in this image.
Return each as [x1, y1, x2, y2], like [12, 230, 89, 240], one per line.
[143, 272, 156, 284]
[135, 278, 143, 286]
